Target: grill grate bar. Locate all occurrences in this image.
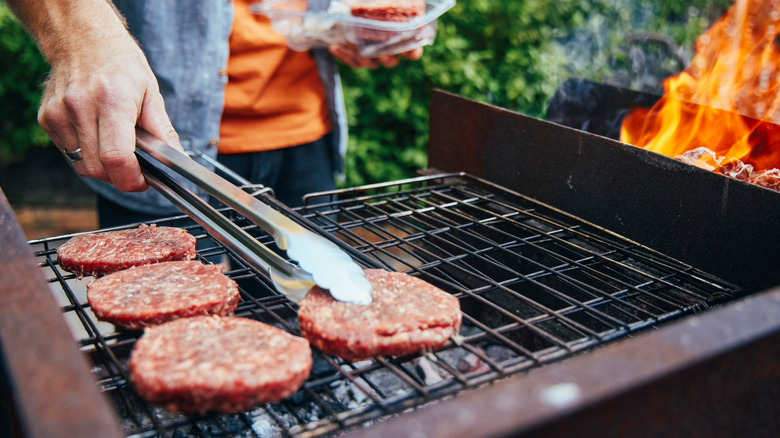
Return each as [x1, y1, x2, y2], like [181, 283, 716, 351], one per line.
[428, 185, 712, 308]
[404, 183, 725, 321]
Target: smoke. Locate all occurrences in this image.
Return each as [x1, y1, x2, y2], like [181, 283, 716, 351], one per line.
[555, 0, 727, 95]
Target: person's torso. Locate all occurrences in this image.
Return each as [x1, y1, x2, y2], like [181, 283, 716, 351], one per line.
[219, 0, 331, 154]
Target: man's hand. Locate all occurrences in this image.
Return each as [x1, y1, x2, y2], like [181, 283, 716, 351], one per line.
[329, 44, 423, 69]
[7, 0, 182, 192]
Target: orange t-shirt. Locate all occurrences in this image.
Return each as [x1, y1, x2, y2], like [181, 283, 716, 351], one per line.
[219, 0, 331, 154]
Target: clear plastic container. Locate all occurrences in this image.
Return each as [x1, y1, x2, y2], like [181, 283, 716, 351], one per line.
[249, 0, 456, 57]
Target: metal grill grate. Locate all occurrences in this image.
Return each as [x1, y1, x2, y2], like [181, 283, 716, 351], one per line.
[30, 173, 742, 437]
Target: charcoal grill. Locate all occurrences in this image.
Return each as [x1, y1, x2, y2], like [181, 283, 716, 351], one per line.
[1, 90, 778, 438]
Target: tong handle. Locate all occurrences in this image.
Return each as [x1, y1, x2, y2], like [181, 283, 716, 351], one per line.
[135, 128, 299, 250]
[135, 128, 373, 304]
[136, 149, 316, 302]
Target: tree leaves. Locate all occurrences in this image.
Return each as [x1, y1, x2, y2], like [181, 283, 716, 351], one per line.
[0, 3, 51, 163]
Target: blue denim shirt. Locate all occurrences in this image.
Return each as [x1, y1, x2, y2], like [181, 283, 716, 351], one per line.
[85, 0, 347, 216]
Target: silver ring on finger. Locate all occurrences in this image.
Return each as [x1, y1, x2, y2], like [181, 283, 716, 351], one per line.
[60, 147, 83, 162]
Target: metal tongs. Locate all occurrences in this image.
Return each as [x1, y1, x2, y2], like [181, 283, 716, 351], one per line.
[134, 128, 373, 305]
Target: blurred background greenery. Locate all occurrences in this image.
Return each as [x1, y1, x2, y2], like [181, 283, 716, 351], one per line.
[1, 0, 733, 186]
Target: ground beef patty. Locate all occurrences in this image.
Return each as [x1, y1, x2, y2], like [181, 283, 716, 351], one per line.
[130, 315, 313, 414]
[298, 269, 461, 361]
[350, 0, 426, 42]
[87, 260, 240, 331]
[350, 0, 426, 21]
[57, 224, 197, 278]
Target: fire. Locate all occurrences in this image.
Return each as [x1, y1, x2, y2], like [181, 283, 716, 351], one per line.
[620, 0, 780, 189]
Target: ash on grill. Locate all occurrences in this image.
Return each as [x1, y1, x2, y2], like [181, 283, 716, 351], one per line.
[31, 173, 741, 437]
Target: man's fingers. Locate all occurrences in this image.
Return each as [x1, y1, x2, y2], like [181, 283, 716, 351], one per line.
[97, 100, 148, 192]
[377, 55, 400, 68]
[330, 44, 423, 69]
[137, 89, 183, 152]
[329, 44, 379, 69]
[98, 128, 147, 192]
[38, 94, 81, 166]
[401, 47, 424, 61]
[62, 78, 120, 183]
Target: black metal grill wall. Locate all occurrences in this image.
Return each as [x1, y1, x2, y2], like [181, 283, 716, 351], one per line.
[427, 89, 780, 292]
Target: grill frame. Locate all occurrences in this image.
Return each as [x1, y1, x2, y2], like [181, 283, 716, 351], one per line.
[1, 90, 779, 438]
[0, 191, 124, 438]
[0, 172, 758, 438]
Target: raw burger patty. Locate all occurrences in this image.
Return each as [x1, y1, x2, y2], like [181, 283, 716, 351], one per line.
[130, 315, 313, 414]
[298, 269, 461, 361]
[350, 0, 426, 21]
[57, 224, 197, 278]
[350, 0, 426, 41]
[87, 260, 240, 331]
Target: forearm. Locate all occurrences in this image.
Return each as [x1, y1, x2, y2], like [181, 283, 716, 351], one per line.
[6, 0, 181, 193]
[6, 0, 130, 66]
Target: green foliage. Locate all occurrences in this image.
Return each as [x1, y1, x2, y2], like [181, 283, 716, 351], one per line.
[0, 2, 50, 163]
[338, 0, 734, 187]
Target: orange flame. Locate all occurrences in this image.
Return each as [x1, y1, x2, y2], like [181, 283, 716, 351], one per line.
[620, 0, 780, 175]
